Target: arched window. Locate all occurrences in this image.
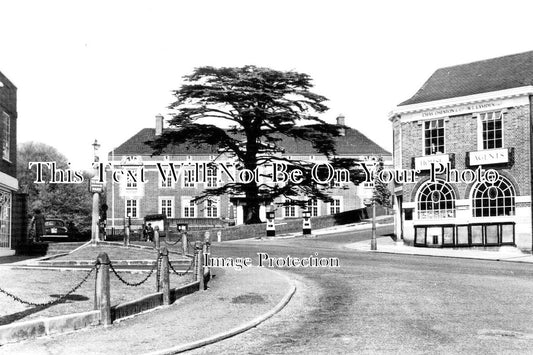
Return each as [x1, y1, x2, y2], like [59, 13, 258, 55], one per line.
[417, 180, 456, 219]
[472, 176, 515, 217]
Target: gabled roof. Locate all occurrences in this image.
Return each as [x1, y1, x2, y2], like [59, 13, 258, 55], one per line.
[110, 127, 390, 157]
[400, 50, 533, 106]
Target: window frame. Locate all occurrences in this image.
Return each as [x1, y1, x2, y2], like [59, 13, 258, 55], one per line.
[181, 197, 197, 218]
[283, 204, 298, 218]
[206, 167, 218, 188]
[125, 169, 139, 190]
[328, 197, 343, 215]
[159, 169, 175, 188]
[423, 119, 445, 156]
[308, 198, 320, 217]
[182, 168, 196, 188]
[159, 197, 174, 218]
[415, 223, 515, 247]
[416, 180, 456, 220]
[125, 199, 139, 218]
[205, 198, 219, 218]
[471, 176, 515, 218]
[477, 110, 504, 151]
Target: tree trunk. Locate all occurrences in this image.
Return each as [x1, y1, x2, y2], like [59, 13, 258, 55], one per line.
[243, 202, 262, 224]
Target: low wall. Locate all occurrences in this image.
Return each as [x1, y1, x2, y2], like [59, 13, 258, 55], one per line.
[112, 293, 164, 321]
[0, 310, 100, 345]
[185, 207, 387, 242]
[0, 267, 210, 344]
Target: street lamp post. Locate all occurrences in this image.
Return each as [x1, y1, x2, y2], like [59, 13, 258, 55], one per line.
[124, 212, 131, 246]
[371, 200, 377, 250]
[363, 198, 377, 250]
[91, 139, 101, 245]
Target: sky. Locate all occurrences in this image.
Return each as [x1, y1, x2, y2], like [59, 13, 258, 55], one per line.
[1, 0, 533, 170]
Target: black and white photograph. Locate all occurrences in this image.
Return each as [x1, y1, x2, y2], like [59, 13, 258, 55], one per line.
[2, 1, 533, 354]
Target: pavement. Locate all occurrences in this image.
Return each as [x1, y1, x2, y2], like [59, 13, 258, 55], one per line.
[346, 236, 533, 262]
[0, 249, 14, 258]
[0, 266, 296, 355]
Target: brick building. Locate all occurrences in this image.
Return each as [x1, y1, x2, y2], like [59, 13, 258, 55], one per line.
[106, 115, 390, 234]
[0, 71, 23, 253]
[390, 51, 533, 251]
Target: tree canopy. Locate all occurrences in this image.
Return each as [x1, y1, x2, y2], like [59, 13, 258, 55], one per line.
[148, 66, 354, 224]
[372, 156, 392, 208]
[17, 141, 93, 235]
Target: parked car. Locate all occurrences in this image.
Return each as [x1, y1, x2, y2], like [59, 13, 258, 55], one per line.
[42, 219, 70, 240]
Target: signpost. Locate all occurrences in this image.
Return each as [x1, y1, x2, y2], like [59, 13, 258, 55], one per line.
[266, 211, 275, 237]
[91, 140, 102, 245]
[89, 178, 104, 193]
[363, 198, 377, 250]
[302, 210, 312, 235]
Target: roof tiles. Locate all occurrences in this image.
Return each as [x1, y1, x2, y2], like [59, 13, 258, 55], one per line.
[400, 50, 533, 106]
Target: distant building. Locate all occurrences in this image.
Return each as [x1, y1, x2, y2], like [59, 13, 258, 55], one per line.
[106, 115, 391, 233]
[390, 50, 533, 251]
[0, 71, 23, 253]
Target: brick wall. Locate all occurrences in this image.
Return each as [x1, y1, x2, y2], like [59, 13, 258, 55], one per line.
[400, 105, 531, 203]
[106, 157, 379, 228]
[185, 207, 379, 241]
[0, 71, 17, 178]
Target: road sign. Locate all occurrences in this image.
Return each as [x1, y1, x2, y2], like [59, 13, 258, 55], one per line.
[89, 179, 104, 193]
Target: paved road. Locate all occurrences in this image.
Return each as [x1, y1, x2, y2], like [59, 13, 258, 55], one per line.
[191, 225, 533, 354]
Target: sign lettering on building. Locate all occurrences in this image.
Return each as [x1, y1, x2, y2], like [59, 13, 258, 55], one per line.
[468, 148, 509, 166]
[415, 154, 450, 170]
[421, 102, 503, 119]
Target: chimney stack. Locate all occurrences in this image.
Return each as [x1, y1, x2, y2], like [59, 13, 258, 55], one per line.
[155, 114, 164, 136]
[336, 114, 346, 136]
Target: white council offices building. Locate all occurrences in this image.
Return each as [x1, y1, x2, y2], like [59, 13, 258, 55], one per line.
[389, 50, 533, 252]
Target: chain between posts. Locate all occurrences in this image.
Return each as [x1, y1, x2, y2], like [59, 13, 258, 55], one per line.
[187, 240, 195, 253]
[163, 234, 182, 246]
[0, 264, 97, 307]
[108, 256, 160, 287]
[168, 257, 195, 277]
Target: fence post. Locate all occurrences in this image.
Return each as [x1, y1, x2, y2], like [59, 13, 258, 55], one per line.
[154, 226, 160, 250]
[124, 226, 130, 247]
[182, 233, 188, 256]
[95, 252, 112, 326]
[194, 241, 204, 290]
[204, 231, 211, 255]
[193, 241, 198, 281]
[160, 247, 170, 305]
[202, 239, 210, 286]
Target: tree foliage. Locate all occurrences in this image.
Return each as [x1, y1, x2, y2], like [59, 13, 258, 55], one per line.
[148, 65, 351, 224]
[17, 142, 93, 234]
[372, 156, 392, 208]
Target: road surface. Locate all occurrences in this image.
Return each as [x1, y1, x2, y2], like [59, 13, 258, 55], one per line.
[191, 225, 533, 354]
